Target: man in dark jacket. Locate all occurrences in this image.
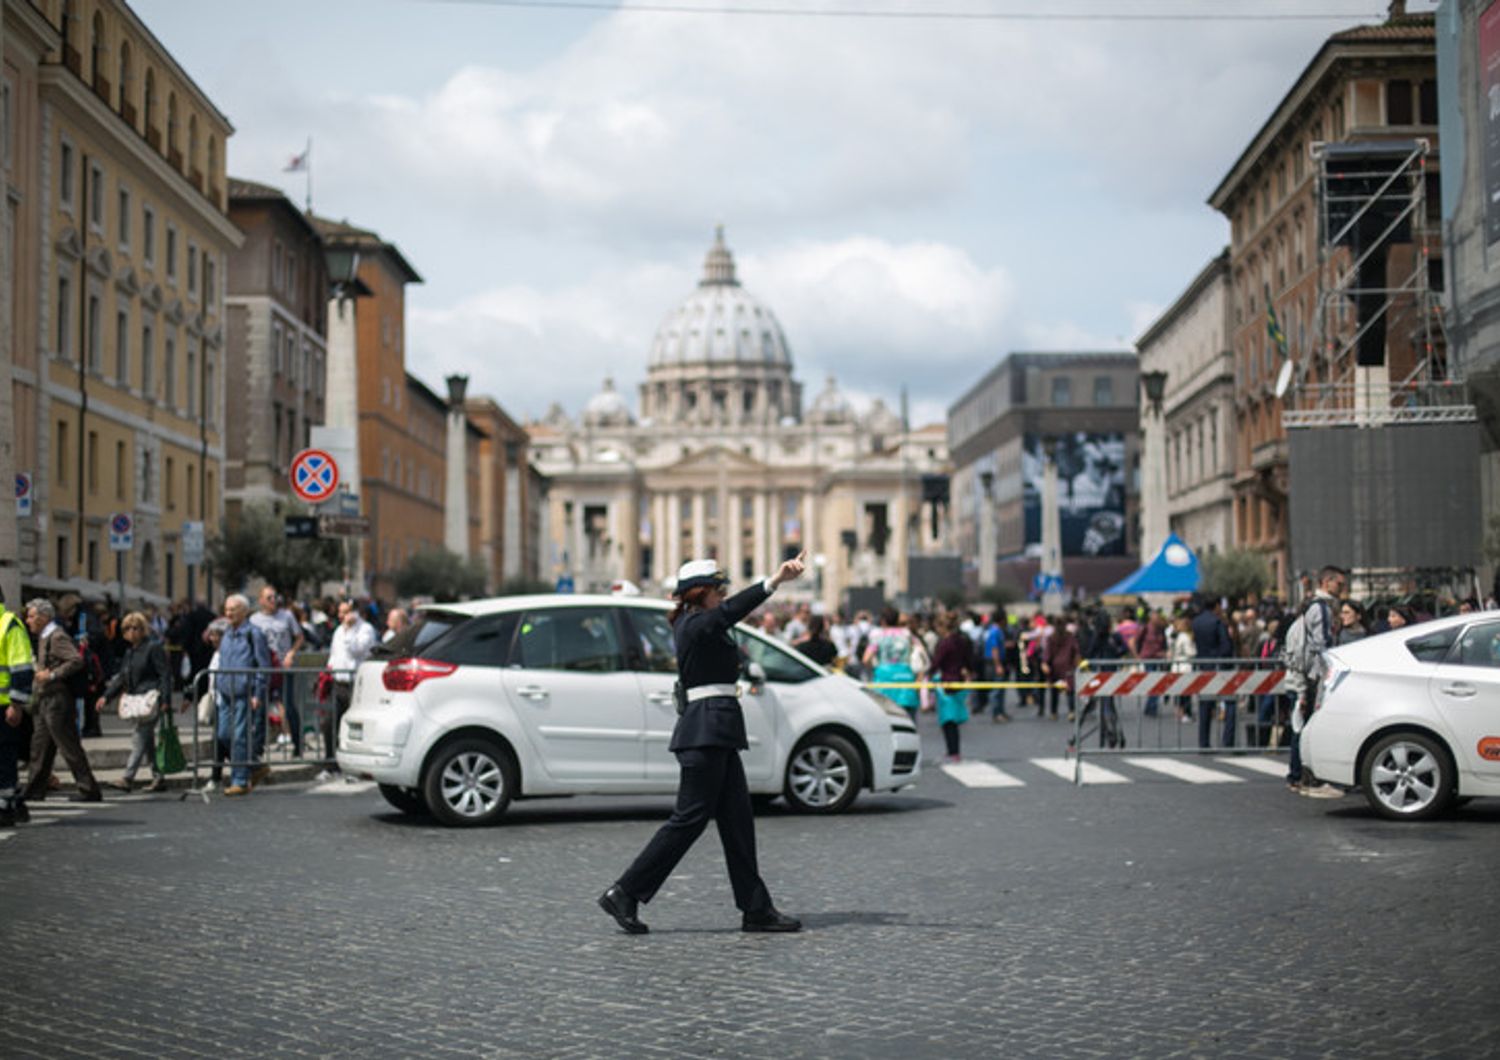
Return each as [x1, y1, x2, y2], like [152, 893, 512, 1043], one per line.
[22, 599, 102, 802]
[1191, 596, 1237, 749]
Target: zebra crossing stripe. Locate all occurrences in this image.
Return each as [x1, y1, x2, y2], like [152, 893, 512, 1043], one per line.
[939, 761, 1025, 788]
[1124, 757, 1244, 783]
[310, 780, 377, 796]
[1030, 757, 1131, 785]
[27, 807, 88, 817]
[1214, 756, 1289, 778]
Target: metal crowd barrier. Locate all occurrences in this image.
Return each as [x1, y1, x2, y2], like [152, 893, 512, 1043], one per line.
[1067, 658, 1291, 785]
[181, 665, 356, 800]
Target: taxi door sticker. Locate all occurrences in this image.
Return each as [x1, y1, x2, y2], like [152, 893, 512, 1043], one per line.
[1479, 737, 1500, 762]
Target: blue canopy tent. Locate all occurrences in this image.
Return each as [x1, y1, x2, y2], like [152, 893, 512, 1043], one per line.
[1102, 533, 1201, 596]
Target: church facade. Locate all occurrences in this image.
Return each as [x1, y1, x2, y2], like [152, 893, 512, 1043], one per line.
[528, 229, 953, 610]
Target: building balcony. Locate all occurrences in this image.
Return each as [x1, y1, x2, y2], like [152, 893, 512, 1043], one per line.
[190, 168, 204, 194]
[146, 126, 161, 151]
[168, 147, 183, 172]
[1250, 437, 1287, 473]
[63, 44, 81, 76]
[121, 101, 137, 128]
[92, 76, 111, 106]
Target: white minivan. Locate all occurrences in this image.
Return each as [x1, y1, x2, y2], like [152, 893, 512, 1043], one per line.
[337, 594, 922, 826]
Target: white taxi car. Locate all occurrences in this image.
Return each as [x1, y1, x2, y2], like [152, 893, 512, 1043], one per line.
[337, 594, 922, 826]
[1301, 612, 1500, 820]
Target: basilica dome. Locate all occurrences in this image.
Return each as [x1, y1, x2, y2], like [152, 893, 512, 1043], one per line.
[647, 227, 792, 370]
[582, 377, 633, 427]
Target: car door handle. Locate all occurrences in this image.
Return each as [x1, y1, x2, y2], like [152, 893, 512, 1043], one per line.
[646, 691, 675, 706]
[1440, 682, 1476, 699]
[515, 685, 550, 700]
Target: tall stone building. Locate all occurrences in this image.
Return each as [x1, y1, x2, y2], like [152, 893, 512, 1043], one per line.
[1136, 250, 1235, 559]
[529, 228, 952, 610]
[1208, 3, 1440, 591]
[15, 0, 238, 603]
[224, 178, 327, 523]
[948, 352, 1140, 599]
[465, 395, 544, 589]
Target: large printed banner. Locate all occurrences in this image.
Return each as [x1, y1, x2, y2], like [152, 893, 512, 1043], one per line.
[1484, 0, 1500, 248]
[1021, 432, 1127, 557]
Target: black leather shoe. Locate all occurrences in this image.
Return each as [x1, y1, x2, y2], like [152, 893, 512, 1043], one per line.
[598, 885, 649, 935]
[742, 908, 802, 933]
[68, 790, 103, 803]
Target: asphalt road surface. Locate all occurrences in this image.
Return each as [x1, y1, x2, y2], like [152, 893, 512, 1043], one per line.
[2, 714, 1497, 1058]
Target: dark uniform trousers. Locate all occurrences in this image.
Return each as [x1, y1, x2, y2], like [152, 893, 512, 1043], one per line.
[617, 740, 772, 916]
[24, 687, 101, 800]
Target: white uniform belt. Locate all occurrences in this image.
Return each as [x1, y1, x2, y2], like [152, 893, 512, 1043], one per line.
[686, 683, 740, 702]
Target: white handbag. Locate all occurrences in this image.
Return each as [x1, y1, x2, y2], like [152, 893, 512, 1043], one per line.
[196, 691, 216, 727]
[119, 689, 161, 724]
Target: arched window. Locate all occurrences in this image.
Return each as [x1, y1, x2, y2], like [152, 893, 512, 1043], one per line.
[166, 92, 179, 160]
[188, 113, 198, 175]
[61, 0, 79, 52]
[118, 39, 132, 116]
[207, 136, 218, 198]
[90, 11, 105, 89]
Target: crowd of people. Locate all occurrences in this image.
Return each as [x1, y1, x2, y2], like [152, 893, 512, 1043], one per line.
[747, 577, 1494, 779]
[0, 585, 412, 824]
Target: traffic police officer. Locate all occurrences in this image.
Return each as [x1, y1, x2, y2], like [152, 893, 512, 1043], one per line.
[599, 553, 807, 934]
[0, 587, 37, 827]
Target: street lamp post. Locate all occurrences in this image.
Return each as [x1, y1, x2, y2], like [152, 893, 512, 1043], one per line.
[1140, 370, 1170, 559]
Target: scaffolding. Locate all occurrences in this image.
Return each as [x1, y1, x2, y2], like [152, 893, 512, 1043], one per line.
[1284, 138, 1473, 428]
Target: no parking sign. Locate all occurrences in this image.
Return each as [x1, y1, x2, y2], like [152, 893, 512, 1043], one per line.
[109, 512, 134, 551]
[289, 448, 340, 505]
[15, 473, 31, 517]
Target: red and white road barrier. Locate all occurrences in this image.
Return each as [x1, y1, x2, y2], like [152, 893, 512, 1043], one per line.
[1077, 666, 1287, 699]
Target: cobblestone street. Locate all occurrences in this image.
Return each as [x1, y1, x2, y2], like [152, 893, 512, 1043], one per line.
[2, 718, 1497, 1058]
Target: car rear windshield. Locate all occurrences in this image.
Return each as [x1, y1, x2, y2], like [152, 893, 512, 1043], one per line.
[1405, 626, 1459, 664]
[373, 609, 468, 659]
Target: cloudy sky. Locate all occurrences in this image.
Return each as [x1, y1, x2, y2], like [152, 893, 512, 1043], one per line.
[135, 0, 1434, 426]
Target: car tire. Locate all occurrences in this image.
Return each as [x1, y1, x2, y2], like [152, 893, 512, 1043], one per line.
[422, 738, 517, 828]
[378, 783, 428, 816]
[1360, 732, 1455, 822]
[783, 732, 864, 815]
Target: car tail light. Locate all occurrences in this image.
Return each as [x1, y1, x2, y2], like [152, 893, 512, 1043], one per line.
[382, 657, 458, 692]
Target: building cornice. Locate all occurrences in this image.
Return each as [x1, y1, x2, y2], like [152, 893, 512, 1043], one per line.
[39, 66, 242, 249]
[1207, 25, 1435, 212]
[1135, 249, 1230, 351]
[5, 0, 63, 55]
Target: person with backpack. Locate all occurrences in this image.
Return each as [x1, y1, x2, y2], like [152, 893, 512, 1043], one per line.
[1283, 566, 1347, 797]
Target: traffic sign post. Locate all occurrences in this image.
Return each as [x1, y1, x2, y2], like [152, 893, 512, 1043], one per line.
[288, 448, 340, 505]
[181, 520, 205, 567]
[108, 512, 134, 551]
[15, 473, 32, 518]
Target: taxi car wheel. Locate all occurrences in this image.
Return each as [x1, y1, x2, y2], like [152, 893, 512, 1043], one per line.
[1359, 732, 1454, 822]
[378, 784, 429, 816]
[783, 733, 864, 815]
[423, 738, 517, 827]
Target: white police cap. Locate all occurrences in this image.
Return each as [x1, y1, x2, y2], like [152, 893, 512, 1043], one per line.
[674, 559, 729, 596]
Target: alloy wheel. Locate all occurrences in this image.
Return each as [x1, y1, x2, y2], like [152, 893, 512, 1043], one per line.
[789, 745, 851, 808]
[439, 751, 505, 819]
[1369, 740, 1441, 816]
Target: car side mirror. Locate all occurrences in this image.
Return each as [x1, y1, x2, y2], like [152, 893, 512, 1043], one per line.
[744, 660, 767, 693]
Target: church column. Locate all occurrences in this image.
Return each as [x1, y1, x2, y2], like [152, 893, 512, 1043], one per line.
[669, 491, 684, 575]
[751, 491, 767, 578]
[651, 492, 667, 584]
[801, 487, 816, 563]
[762, 489, 779, 572]
[691, 491, 706, 560]
[728, 490, 744, 583]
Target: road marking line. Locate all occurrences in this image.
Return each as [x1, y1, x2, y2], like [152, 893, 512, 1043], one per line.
[939, 761, 1025, 788]
[310, 780, 377, 796]
[1124, 757, 1245, 784]
[1214, 756, 1288, 778]
[1030, 757, 1131, 784]
[27, 808, 88, 817]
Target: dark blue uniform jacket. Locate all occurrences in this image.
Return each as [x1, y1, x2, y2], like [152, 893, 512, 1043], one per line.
[668, 580, 772, 752]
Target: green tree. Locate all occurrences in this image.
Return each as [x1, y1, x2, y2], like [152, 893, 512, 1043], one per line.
[497, 576, 555, 596]
[208, 502, 345, 597]
[1198, 548, 1272, 604]
[394, 547, 488, 602]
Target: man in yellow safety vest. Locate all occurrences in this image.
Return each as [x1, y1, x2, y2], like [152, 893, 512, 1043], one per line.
[1, 586, 37, 827]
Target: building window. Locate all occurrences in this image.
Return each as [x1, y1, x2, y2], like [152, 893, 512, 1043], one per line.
[57, 276, 71, 358]
[115, 308, 128, 383]
[166, 224, 177, 281]
[1385, 79, 1412, 126]
[0, 77, 11, 171]
[166, 456, 175, 509]
[1050, 376, 1071, 407]
[1092, 376, 1113, 406]
[117, 184, 130, 246]
[55, 535, 69, 579]
[203, 255, 215, 312]
[56, 421, 68, 485]
[187, 241, 198, 297]
[142, 204, 155, 264]
[205, 357, 215, 427]
[141, 321, 154, 399]
[272, 240, 283, 290]
[186, 462, 195, 516]
[1418, 79, 1437, 125]
[163, 334, 176, 409]
[271, 322, 283, 374]
[87, 540, 98, 581]
[273, 402, 283, 465]
[89, 162, 104, 229]
[186, 349, 197, 418]
[60, 138, 75, 209]
[86, 429, 98, 494]
[114, 440, 126, 500]
[86, 294, 101, 372]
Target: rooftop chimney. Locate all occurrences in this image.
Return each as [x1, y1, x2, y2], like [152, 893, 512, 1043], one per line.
[1387, 0, 1406, 19]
